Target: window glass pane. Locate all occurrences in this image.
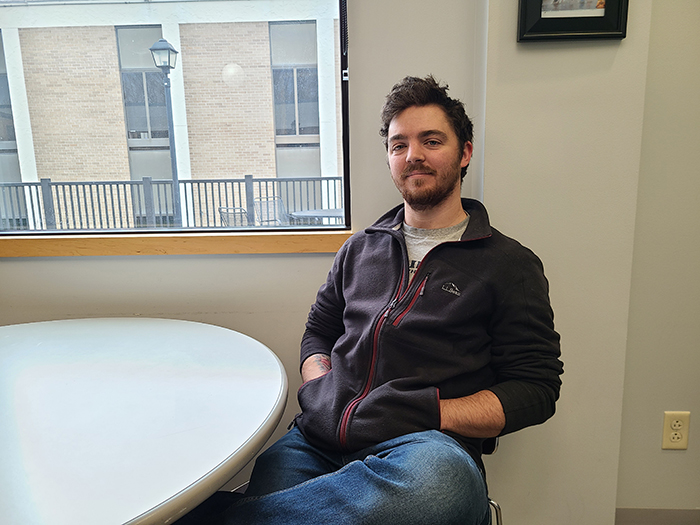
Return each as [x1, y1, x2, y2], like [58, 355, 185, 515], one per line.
[0, 74, 16, 142]
[0, 37, 17, 143]
[297, 68, 319, 135]
[0, 35, 24, 226]
[146, 71, 168, 138]
[122, 71, 148, 137]
[273, 68, 296, 135]
[117, 26, 163, 69]
[0, 75, 11, 107]
[0, 152, 21, 181]
[0, 1, 347, 233]
[275, 144, 320, 178]
[269, 22, 317, 66]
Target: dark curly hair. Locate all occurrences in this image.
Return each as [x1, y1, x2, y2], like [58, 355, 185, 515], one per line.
[379, 75, 473, 180]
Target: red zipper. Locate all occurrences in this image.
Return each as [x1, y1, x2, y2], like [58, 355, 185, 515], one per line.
[392, 274, 429, 327]
[338, 268, 405, 449]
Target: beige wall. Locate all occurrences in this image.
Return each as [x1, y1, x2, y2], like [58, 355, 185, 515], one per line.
[180, 22, 277, 180]
[480, 1, 652, 523]
[20, 26, 131, 181]
[1, 0, 698, 521]
[616, 0, 700, 510]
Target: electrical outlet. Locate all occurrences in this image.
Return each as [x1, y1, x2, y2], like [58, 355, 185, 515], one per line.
[662, 411, 690, 450]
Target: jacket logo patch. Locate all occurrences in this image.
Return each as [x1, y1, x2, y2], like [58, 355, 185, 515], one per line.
[441, 282, 461, 297]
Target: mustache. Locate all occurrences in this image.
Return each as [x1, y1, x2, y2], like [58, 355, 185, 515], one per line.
[401, 163, 436, 178]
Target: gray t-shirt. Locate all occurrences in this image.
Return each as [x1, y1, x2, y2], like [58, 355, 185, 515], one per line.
[403, 215, 469, 281]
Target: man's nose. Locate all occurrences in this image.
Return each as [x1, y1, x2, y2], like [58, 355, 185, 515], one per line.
[406, 142, 425, 163]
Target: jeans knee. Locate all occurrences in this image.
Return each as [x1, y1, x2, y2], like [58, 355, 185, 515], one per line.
[370, 432, 489, 522]
[418, 444, 482, 495]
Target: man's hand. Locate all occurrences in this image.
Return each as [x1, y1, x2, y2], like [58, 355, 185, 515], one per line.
[439, 390, 506, 438]
[301, 353, 332, 383]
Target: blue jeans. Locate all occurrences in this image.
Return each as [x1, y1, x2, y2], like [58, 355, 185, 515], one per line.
[186, 427, 490, 525]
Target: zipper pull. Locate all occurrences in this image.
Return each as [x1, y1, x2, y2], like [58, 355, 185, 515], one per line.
[383, 298, 398, 318]
[288, 413, 301, 430]
[419, 272, 431, 296]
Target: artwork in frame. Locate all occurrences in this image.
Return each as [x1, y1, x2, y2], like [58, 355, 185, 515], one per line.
[518, 0, 629, 41]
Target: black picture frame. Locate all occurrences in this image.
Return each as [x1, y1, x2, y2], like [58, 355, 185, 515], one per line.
[518, 0, 629, 41]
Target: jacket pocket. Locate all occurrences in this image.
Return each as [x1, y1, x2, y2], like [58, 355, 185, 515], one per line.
[342, 381, 440, 451]
[296, 370, 347, 449]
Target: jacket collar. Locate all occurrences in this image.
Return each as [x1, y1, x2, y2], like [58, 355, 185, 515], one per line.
[368, 198, 493, 241]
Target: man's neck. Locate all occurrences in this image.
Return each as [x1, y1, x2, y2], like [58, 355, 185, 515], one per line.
[403, 194, 467, 230]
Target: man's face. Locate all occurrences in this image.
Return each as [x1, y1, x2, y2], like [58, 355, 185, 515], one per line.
[387, 104, 472, 211]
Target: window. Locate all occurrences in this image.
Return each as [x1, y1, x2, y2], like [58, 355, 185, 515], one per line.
[271, 22, 320, 139]
[118, 27, 169, 143]
[270, 22, 322, 184]
[117, 26, 174, 227]
[0, 33, 26, 230]
[0, 0, 348, 238]
[273, 67, 320, 136]
[0, 70, 16, 143]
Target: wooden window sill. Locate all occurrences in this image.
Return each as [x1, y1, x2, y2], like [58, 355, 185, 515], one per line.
[0, 231, 353, 258]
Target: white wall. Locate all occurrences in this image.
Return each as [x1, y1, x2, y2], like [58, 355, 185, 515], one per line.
[346, 0, 488, 222]
[1, 0, 697, 521]
[616, 0, 700, 510]
[481, 1, 652, 524]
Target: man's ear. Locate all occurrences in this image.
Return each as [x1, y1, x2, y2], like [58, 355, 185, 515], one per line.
[461, 141, 474, 168]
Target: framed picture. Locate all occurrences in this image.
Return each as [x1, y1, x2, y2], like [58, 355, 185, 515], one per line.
[518, 0, 629, 41]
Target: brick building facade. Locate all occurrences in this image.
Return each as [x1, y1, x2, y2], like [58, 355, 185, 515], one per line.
[181, 22, 277, 180]
[20, 26, 131, 182]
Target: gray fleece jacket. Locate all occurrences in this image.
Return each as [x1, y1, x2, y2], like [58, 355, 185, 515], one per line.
[296, 198, 563, 470]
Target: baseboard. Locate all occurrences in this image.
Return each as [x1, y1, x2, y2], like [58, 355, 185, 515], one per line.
[615, 508, 700, 525]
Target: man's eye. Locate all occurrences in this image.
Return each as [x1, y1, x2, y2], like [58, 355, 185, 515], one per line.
[426, 140, 440, 146]
[391, 144, 405, 152]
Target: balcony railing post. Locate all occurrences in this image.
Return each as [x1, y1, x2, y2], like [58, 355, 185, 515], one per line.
[40, 178, 56, 230]
[142, 177, 156, 228]
[244, 174, 255, 225]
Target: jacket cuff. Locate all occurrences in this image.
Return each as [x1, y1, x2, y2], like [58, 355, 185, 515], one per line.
[488, 380, 557, 436]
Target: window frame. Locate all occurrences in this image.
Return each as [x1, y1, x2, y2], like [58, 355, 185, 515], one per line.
[0, 230, 352, 257]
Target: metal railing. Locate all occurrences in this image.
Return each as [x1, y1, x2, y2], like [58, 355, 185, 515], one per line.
[0, 175, 345, 232]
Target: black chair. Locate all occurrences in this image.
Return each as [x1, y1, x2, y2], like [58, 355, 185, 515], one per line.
[483, 437, 503, 525]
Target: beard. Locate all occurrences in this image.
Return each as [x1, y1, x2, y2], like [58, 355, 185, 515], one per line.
[395, 158, 463, 212]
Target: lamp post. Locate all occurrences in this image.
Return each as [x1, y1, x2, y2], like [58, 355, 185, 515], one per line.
[149, 38, 181, 227]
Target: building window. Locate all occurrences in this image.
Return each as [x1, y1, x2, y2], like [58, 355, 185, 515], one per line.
[0, 0, 348, 234]
[0, 33, 26, 230]
[270, 21, 322, 184]
[273, 67, 320, 136]
[0, 73, 16, 143]
[121, 70, 168, 140]
[117, 26, 172, 182]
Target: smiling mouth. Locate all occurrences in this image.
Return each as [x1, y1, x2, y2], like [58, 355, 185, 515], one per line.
[402, 166, 436, 178]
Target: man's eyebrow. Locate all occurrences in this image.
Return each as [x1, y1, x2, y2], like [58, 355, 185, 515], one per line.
[418, 129, 449, 140]
[388, 129, 449, 143]
[388, 133, 407, 143]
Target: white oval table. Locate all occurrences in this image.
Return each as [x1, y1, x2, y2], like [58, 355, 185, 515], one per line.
[0, 318, 288, 525]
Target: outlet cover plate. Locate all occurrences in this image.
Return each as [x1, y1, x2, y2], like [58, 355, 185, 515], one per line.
[662, 411, 690, 450]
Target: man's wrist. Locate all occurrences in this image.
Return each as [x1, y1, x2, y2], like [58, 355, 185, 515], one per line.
[301, 353, 332, 383]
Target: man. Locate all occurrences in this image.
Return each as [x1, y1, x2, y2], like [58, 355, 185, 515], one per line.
[182, 75, 562, 525]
